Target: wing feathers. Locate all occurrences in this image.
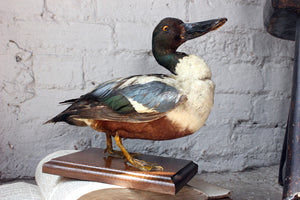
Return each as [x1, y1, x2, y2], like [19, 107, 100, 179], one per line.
[47, 75, 186, 125]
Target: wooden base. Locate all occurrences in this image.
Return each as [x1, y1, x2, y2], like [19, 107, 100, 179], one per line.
[42, 148, 198, 195]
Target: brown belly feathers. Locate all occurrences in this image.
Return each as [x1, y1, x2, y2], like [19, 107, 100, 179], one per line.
[90, 116, 193, 140]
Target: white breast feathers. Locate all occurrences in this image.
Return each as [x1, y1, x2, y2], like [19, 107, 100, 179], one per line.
[166, 55, 215, 132]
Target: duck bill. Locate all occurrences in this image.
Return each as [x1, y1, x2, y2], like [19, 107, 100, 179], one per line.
[182, 18, 227, 40]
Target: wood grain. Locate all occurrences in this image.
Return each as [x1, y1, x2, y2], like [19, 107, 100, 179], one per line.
[42, 148, 198, 195]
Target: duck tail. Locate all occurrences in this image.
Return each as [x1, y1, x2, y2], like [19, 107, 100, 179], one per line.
[59, 98, 78, 105]
[44, 115, 63, 125]
[44, 97, 88, 126]
[44, 113, 87, 127]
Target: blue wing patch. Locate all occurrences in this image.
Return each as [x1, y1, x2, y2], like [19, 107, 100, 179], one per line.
[87, 76, 183, 114]
[120, 81, 181, 113]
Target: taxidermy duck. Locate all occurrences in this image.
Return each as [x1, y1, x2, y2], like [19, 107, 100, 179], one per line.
[46, 17, 227, 171]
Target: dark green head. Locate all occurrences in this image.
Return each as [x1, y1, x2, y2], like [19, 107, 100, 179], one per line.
[152, 17, 227, 74]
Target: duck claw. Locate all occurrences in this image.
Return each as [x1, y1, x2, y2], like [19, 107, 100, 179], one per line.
[127, 158, 163, 171]
[104, 148, 125, 158]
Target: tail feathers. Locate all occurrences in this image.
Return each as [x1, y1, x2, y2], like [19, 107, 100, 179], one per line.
[44, 119, 55, 125]
[44, 113, 88, 127]
[59, 98, 78, 105]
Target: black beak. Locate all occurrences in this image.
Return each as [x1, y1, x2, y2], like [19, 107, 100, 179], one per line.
[182, 18, 227, 40]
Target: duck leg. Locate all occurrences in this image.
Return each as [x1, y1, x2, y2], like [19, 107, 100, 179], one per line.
[114, 132, 163, 171]
[104, 133, 124, 158]
[104, 133, 113, 154]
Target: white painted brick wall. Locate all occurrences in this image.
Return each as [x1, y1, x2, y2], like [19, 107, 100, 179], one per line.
[0, 0, 295, 179]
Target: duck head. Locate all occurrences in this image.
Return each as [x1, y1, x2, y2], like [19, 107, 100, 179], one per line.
[152, 17, 227, 74]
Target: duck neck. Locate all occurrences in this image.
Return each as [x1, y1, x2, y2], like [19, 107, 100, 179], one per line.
[152, 47, 187, 75]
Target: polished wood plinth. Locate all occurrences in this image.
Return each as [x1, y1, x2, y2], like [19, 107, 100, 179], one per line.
[42, 148, 198, 195]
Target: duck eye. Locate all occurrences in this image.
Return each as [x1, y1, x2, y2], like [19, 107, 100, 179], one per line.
[163, 25, 169, 32]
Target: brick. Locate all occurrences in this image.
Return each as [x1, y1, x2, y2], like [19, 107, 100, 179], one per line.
[232, 127, 278, 153]
[253, 95, 290, 125]
[182, 30, 259, 66]
[83, 53, 114, 86]
[230, 126, 284, 167]
[188, 125, 233, 158]
[45, 0, 97, 22]
[274, 127, 285, 152]
[252, 32, 294, 57]
[207, 93, 252, 125]
[0, 42, 35, 105]
[0, 54, 20, 86]
[0, 0, 43, 20]
[214, 63, 263, 93]
[115, 22, 153, 51]
[0, 24, 8, 54]
[84, 52, 167, 86]
[7, 21, 113, 55]
[33, 55, 83, 89]
[189, 0, 265, 30]
[262, 62, 293, 95]
[19, 89, 92, 135]
[95, 0, 186, 23]
[111, 53, 167, 77]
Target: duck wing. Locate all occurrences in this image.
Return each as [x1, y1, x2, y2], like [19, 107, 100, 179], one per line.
[46, 74, 187, 125]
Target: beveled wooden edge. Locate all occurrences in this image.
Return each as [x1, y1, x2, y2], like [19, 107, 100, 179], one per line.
[172, 161, 198, 193]
[43, 159, 176, 194]
[42, 148, 199, 195]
